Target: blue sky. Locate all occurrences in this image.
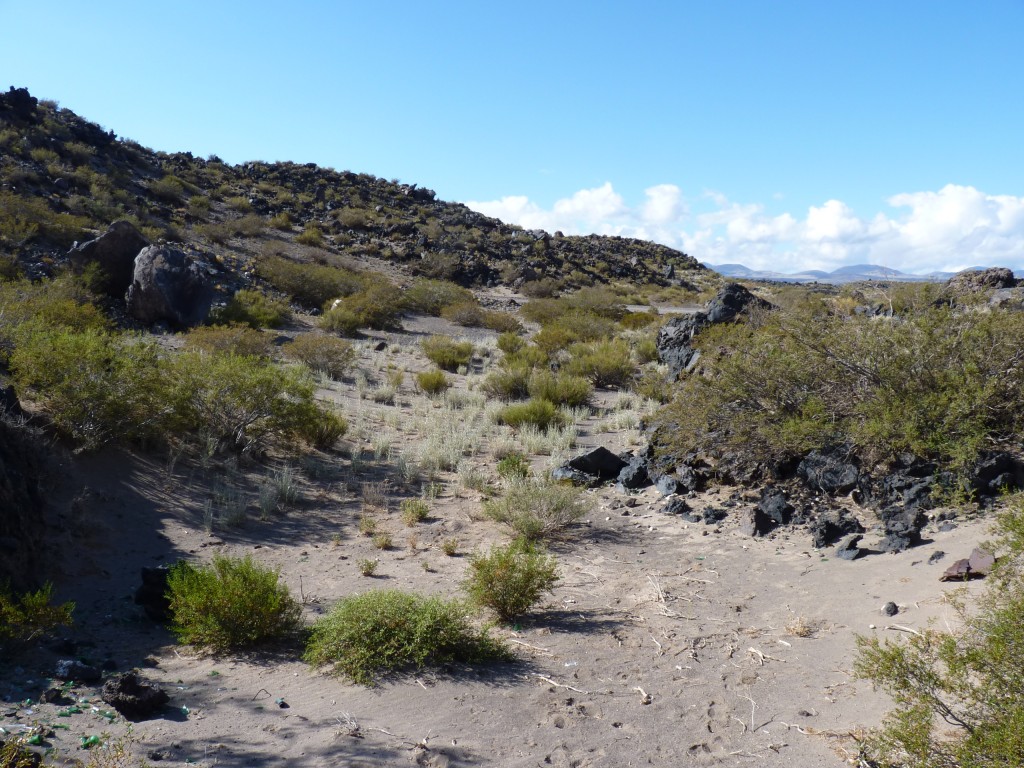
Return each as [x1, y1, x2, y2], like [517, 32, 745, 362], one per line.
[2, 1, 1022, 273]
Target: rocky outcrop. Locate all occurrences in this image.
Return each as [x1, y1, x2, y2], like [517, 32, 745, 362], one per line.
[126, 245, 214, 328]
[797, 446, 860, 495]
[102, 671, 169, 720]
[946, 267, 1017, 292]
[68, 220, 149, 295]
[656, 284, 773, 377]
[552, 447, 628, 486]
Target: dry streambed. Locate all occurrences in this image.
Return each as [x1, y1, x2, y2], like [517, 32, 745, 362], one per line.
[1, 319, 991, 767]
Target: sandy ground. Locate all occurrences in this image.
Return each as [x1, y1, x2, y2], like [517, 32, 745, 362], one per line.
[1, 316, 994, 768]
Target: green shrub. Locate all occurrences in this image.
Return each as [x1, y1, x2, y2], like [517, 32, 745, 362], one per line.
[149, 176, 185, 204]
[483, 478, 590, 541]
[496, 332, 526, 356]
[422, 335, 474, 372]
[400, 498, 429, 526]
[463, 540, 559, 623]
[656, 302, 1024, 482]
[853, 496, 1024, 767]
[304, 589, 509, 684]
[496, 399, 562, 430]
[11, 329, 167, 449]
[184, 324, 273, 357]
[318, 305, 361, 336]
[496, 452, 531, 481]
[167, 555, 302, 652]
[527, 369, 593, 407]
[168, 351, 333, 453]
[226, 195, 253, 213]
[440, 301, 487, 326]
[283, 333, 356, 380]
[211, 289, 291, 329]
[269, 212, 292, 230]
[620, 310, 660, 330]
[295, 224, 325, 247]
[0, 582, 74, 652]
[327, 280, 405, 332]
[415, 368, 450, 395]
[565, 338, 636, 388]
[481, 364, 532, 400]
[257, 255, 363, 309]
[482, 311, 524, 334]
[404, 278, 475, 315]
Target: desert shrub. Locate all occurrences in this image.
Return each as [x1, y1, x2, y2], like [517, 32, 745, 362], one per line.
[533, 312, 618, 354]
[440, 300, 487, 326]
[166, 555, 301, 652]
[184, 324, 273, 357]
[463, 540, 559, 623]
[656, 303, 1024, 484]
[483, 477, 591, 541]
[226, 195, 253, 213]
[415, 368, 450, 395]
[520, 277, 563, 298]
[149, 176, 185, 204]
[400, 498, 429, 526]
[854, 496, 1024, 767]
[10, 329, 168, 449]
[283, 333, 356, 380]
[496, 398, 562, 430]
[257, 255, 364, 309]
[422, 335, 474, 371]
[481, 364, 532, 400]
[0, 582, 74, 652]
[304, 589, 509, 685]
[496, 452, 531, 481]
[295, 224, 325, 246]
[527, 369, 593, 407]
[0, 274, 109, 346]
[328, 280, 405, 332]
[167, 351, 332, 453]
[482, 311, 524, 334]
[211, 289, 291, 329]
[496, 332, 526, 356]
[269, 212, 292, 230]
[188, 195, 211, 216]
[620, 310, 660, 330]
[565, 338, 636, 388]
[404, 278, 475, 315]
[318, 305, 361, 336]
[633, 336, 660, 364]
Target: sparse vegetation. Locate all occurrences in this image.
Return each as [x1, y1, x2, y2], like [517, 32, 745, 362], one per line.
[464, 540, 559, 623]
[283, 333, 356, 380]
[496, 398, 563, 431]
[304, 589, 510, 684]
[422, 335, 474, 372]
[483, 477, 591, 541]
[0, 582, 74, 652]
[415, 368, 450, 395]
[211, 289, 291, 329]
[166, 555, 302, 652]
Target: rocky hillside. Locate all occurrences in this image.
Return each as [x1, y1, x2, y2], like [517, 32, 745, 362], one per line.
[0, 87, 702, 292]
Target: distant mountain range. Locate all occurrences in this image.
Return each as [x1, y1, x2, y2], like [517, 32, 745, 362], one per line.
[702, 263, 995, 284]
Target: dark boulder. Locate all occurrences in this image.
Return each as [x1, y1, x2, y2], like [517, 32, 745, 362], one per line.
[879, 506, 927, 553]
[126, 245, 214, 329]
[134, 566, 171, 622]
[550, 465, 600, 487]
[756, 488, 793, 527]
[655, 312, 707, 376]
[662, 497, 694, 518]
[102, 671, 169, 720]
[834, 534, 863, 560]
[797, 447, 860, 495]
[737, 506, 775, 537]
[970, 452, 1024, 499]
[704, 282, 773, 324]
[566, 447, 627, 481]
[68, 220, 149, 295]
[808, 508, 864, 548]
[617, 455, 651, 489]
[0, 86, 38, 122]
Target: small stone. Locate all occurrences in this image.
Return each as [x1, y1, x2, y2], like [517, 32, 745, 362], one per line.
[882, 602, 898, 617]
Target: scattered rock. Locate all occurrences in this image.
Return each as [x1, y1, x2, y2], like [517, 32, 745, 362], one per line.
[54, 659, 102, 683]
[928, 550, 946, 564]
[737, 506, 774, 537]
[808, 508, 864, 548]
[834, 534, 863, 560]
[661, 498, 691, 517]
[102, 670, 169, 720]
[879, 507, 926, 553]
[550, 465, 601, 487]
[653, 474, 684, 496]
[126, 245, 214, 329]
[617, 455, 651, 489]
[882, 601, 898, 617]
[756, 488, 793, 527]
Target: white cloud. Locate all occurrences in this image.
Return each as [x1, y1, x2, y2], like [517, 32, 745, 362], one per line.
[465, 182, 1024, 275]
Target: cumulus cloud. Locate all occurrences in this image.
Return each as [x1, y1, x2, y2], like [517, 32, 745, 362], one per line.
[465, 182, 1024, 274]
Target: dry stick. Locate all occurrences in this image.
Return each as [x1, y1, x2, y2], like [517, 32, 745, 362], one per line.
[532, 674, 592, 695]
[508, 639, 553, 655]
[885, 624, 923, 636]
[748, 647, 787, 665]
[647, 575, 665, 602]
[738, 694, 757, 732]
[648, 634, 664, 655]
